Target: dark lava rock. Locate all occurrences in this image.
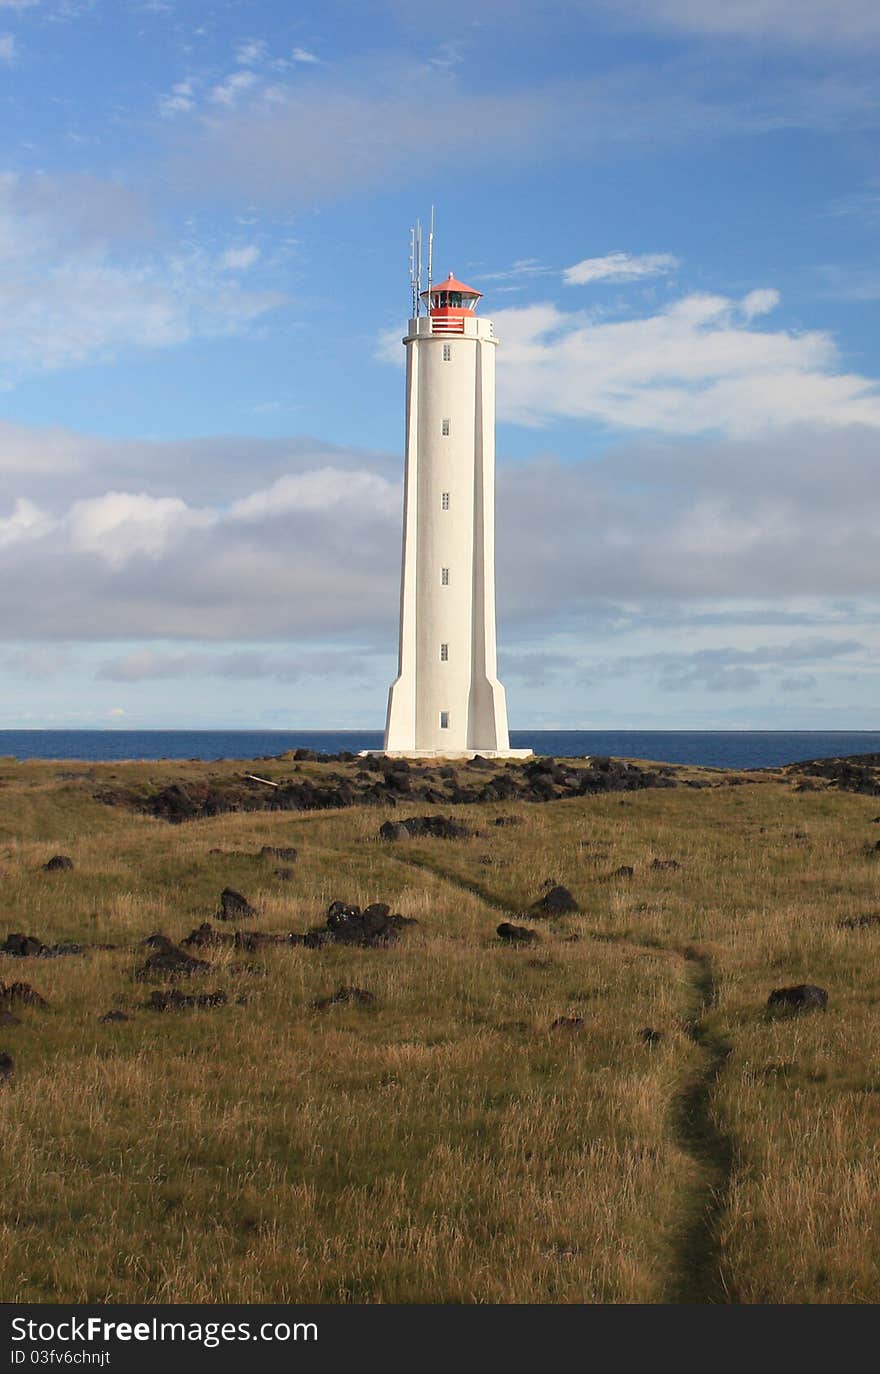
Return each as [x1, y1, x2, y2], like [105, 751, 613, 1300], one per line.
[767, 984, 828, 1013]
[312, 984, 376, 1011]
[611, 866, 635, 879]
[640, 1027, 663, 1045]
[43, 855, 73, 872]
[181, 922, 229, 949]
[379, 814, 472, 841]
[0, 1010, 21, 1027]
[650, 859, 681, 872]
[839, 912, 880, 930]
[378, 821, 410, 842]
[0, 982, 48, 1009]
[150, 783, 201, 822]
[2, 933, 44, 957]
[136, 947, 210, 980]
[530, 885, 579, 917]
[143, 931, 176, 951]
[497, 921, 540, 944]
[148, 988, 227, 1011]
[786, 754, 880, 796]
[261, 845, 298, 862]
[0, 1052, 13, 1080]
[233, 929, 302, 951]
[100, 1010, 131, 1024]
[217, 887, 258, 921]
[494, 815, 522, 827]
[274, 867, 295, 881]
[1, 932, 82, 958]
[551, 1016, 585, 1031]
[308, 900, 417, 948]
[469, 755, 495, 770]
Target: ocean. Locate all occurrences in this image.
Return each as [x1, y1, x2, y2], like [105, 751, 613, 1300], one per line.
[0, 729, 878, 769]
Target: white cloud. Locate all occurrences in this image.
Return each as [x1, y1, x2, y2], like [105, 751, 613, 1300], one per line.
[605, 0, 880, 47]
[564, 252, 679, 285]
[0, 33, 15, 62]
[291, 46, 319, 64]
[236, 39, 267, 67]
[220, 244, 260, 270]
[158, 80, 195, 118]
[66, 492, 215, 566]
[0, 173, 287, 384]
[494, 289, 880, 435]
[230, 469, 400, 521]
[0, 497, 54, 547]
[210, 69, 259, 106]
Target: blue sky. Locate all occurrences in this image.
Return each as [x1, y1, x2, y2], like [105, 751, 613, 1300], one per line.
[0, 0, 879, 730]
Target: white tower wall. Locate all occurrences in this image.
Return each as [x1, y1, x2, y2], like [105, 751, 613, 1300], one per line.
[381, 308, 529, 759]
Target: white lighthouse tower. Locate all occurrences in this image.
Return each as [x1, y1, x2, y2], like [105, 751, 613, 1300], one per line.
[379, 241, 531, 759]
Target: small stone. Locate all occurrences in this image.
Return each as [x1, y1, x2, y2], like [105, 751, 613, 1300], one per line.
[530, 885, 579, 916]
[100, 1010, 131, 1024]
[767, 984, 828, 1014]
[640, 1027, 663, 1045]
[497, 921, 540, 944]
[43, 855, 73, 872]
[0, 1051, 13, 1080]
[217, 888, 258, 921]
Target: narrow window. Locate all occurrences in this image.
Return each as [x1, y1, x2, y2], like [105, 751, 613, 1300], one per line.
[441, 492, 450, 510]
[441, 567, 449, 586]
[442, 343, 451, 361]
[440, 642, 449, 662]
[441, 417, 450, 436]
[440, 711, 450, 730]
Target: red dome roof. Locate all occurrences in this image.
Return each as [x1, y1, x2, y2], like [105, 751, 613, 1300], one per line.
[421, 271, 482, 299]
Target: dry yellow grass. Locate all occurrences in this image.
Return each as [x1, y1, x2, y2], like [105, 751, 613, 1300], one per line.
[0, 757, 878, 1302]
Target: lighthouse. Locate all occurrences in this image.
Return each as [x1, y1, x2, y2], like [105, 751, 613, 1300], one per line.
[379, 253, 531, 759]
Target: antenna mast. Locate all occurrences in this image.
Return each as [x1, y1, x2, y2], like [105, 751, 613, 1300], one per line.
[409, 225, 417, 318]
[427, 205, 434, 308]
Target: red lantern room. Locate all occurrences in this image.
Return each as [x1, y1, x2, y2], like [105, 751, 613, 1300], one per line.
[421, 271, 482, 334]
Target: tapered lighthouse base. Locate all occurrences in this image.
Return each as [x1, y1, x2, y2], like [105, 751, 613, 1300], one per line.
[360, 748, 533, 760]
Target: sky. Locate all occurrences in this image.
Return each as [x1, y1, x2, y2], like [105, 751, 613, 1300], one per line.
[0, 0, 878, 731]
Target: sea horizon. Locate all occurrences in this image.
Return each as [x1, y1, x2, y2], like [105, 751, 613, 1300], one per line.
[2, 727, 879, 770]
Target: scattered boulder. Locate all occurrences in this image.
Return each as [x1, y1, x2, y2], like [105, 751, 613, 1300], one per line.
[529, 885, 579, 917]
[43, 855, 73, 872]
[148, 988, 227, 1011]
[611, 866, 635, 879]
[305, 900, 418, 949]
[0, 1010, 21, 1027]
[181, 922, 228, 949]
[135, 947, 210, 980]
[2, 932, 83, 958]
[217, 887, 258, 921]
[143, 932, 176, 951]
[312, 984, 376, 1011]
[0, 1051, 12, 1080]
[260, 845, 298, 862]
[550, 1016, 585, 1031]
[767, 984, 828, 1014]
[2, 933, 43, 957]
[274, 867, 295, 881]
[100, 1010, 131, 1024]
[640, 1027, 663, 1045]
[494, 815, 522, 827]
[233, 929, 303, 952]
[379, 814, 472, 841]
[650, 859, 681, 872]
[0, 982, 48, 1009]
[497, 921, 540, 944]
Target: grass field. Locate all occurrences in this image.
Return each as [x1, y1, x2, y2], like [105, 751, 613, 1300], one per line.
[1, 755, 878, 1304]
